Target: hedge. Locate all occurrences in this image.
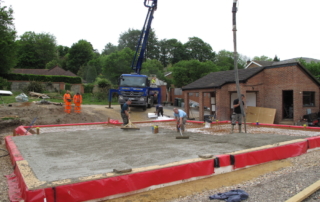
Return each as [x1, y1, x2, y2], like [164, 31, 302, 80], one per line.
[0, 73, 82, 84]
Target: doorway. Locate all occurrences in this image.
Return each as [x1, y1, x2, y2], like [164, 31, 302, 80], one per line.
[283, 90, 293, 119]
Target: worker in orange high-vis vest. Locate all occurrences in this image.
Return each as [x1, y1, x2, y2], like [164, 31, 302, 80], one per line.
[73, 92, 82, 113]
[63, 91, 72, 114]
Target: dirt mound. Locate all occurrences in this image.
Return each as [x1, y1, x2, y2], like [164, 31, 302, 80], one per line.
[0, 103, 113, 134]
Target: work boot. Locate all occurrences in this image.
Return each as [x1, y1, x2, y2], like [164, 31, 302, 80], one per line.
[231, 125, 234, 133]
[239, 125, 242, 133]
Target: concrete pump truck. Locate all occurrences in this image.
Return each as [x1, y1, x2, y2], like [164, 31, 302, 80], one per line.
[112, 0, 161, 111]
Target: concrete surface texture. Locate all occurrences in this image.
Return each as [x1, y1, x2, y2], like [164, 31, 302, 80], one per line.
[12, 125, 308, 183]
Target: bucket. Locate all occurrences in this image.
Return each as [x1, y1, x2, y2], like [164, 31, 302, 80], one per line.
[154, 125, 159, 134]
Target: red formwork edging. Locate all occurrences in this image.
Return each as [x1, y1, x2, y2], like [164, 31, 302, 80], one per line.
[5, 136, 24, 165]
[11, 159, 214, 202]
[306, 136, 320, 149]
[233, 140, 308, 169]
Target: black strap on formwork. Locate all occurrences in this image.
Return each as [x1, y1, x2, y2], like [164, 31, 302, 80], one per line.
[52, 187, 57, 202]
[230, 155, 235, 165]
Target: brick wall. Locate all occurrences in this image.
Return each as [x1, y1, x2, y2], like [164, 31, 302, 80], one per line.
[9, 81, 83, 94]
[263, 65, 319, 123]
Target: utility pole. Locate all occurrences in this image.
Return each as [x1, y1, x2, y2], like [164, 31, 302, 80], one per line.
[232, 0, 246, 133]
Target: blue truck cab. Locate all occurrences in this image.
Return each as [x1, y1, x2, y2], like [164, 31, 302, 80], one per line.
[118, 73, 158, 110]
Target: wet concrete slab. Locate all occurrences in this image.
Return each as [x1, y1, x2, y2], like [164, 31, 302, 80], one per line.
[11, 125, 310, 183]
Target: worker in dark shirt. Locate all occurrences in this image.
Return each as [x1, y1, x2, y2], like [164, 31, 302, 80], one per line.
[121, 100, 132, 125]
[231, 94, 245, 133]
[155, 103, 163, 117]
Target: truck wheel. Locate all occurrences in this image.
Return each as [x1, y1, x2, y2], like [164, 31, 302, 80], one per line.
[120, 104, 123, 109]
[142, 106, 146, 111]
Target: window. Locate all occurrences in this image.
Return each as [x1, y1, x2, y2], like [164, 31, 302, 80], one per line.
[196, 93, 199, 97]
[189, 93, 193, 96]
[303, 91, 315, 107]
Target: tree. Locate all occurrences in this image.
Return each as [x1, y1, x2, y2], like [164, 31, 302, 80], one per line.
[298, 58, 320, 80]
[57, 45, 69, 58]
[159, 39, 188, 67]
[118, 28, 159, 60]
[101, 47, 134, 84]
[184, 37, 215, 62]
[86, 65, 97, 83]
[141, 59, 164, 80]
[273, 55, 280, 61]
[66, 39, 94, 74]
[118, 28, 141, 51]
[45, 59, 60, 69]
[102, 42, 118, 55]
[253, 55, 272, 61]
[170, 60, 219, 87]
[16, 32, 57, 69]
[0, 2, 17, 72]
[215, 50, 234, 71]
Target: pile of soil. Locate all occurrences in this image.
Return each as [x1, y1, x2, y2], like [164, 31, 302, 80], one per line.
[0, 103, 117, 134]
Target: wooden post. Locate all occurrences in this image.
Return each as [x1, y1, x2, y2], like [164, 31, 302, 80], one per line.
[13, 129, 16, 136]
[36, 127, 40, 135]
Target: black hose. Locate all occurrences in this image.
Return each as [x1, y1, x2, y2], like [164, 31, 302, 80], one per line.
[0, 148, 9, 158]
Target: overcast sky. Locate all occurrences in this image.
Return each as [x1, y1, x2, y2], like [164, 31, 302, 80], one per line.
[2, 0, 320, 61]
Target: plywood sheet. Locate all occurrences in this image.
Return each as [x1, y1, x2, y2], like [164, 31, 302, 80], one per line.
[246, 106, 276, 124]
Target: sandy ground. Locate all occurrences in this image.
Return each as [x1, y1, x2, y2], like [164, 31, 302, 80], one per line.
[0, 102, 319, 201]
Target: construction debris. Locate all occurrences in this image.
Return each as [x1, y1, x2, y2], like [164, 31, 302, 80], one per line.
[29, 92, 50, 99]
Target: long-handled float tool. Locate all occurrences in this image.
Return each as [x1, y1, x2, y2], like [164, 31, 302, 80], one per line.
[176, 125, 189, 139]
[121, 119, 140, 130]
[24, 117, 38, 135]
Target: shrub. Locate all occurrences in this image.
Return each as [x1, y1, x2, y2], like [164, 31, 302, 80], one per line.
[23, 81, 45, 93]
[0, 77, 11, 90]
[65, 83, 71, 90]
[84, 83, 95, 93]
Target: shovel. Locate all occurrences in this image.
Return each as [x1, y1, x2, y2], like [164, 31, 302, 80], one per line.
[176, 125, 189, 139]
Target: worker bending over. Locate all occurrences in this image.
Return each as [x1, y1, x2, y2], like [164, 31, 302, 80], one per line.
[173, 108, 187, 132]
[73, 92, 82, 113]
[63, 91, 72, 114]
[121, 100, 132, 125]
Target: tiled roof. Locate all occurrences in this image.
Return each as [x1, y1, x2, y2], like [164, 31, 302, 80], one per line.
[182, 66, 264, 90]
[12, 66, 78, 77]
[182, 61, 320, 90]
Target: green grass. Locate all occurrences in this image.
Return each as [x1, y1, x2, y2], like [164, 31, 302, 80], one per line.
[0, 92, 119, 105]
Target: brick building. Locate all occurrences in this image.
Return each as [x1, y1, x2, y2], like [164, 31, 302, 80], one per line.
[181, 61, 320, 124]
[10, 66, 84, 93]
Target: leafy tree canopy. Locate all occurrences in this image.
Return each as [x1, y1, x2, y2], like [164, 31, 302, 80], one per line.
[184, 37, 215, 62]
[159, 38, 188, 67]
[66, 39, 94, 74]
[141, 59, 164, 80]
[273, 55, 280, 61]
[118, 28, 159, 60]
[170, 60, 219, 87]
[102, 42, 118, 55]
[16, 31, 57, 69]
[298, 58, 320, 80]
[101, 47, 134, 84]
[253, 55, 272, 61]
[0, 2, 17, 72]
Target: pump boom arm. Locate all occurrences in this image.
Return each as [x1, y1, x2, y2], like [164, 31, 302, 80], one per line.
[131, 0, 158, 75]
